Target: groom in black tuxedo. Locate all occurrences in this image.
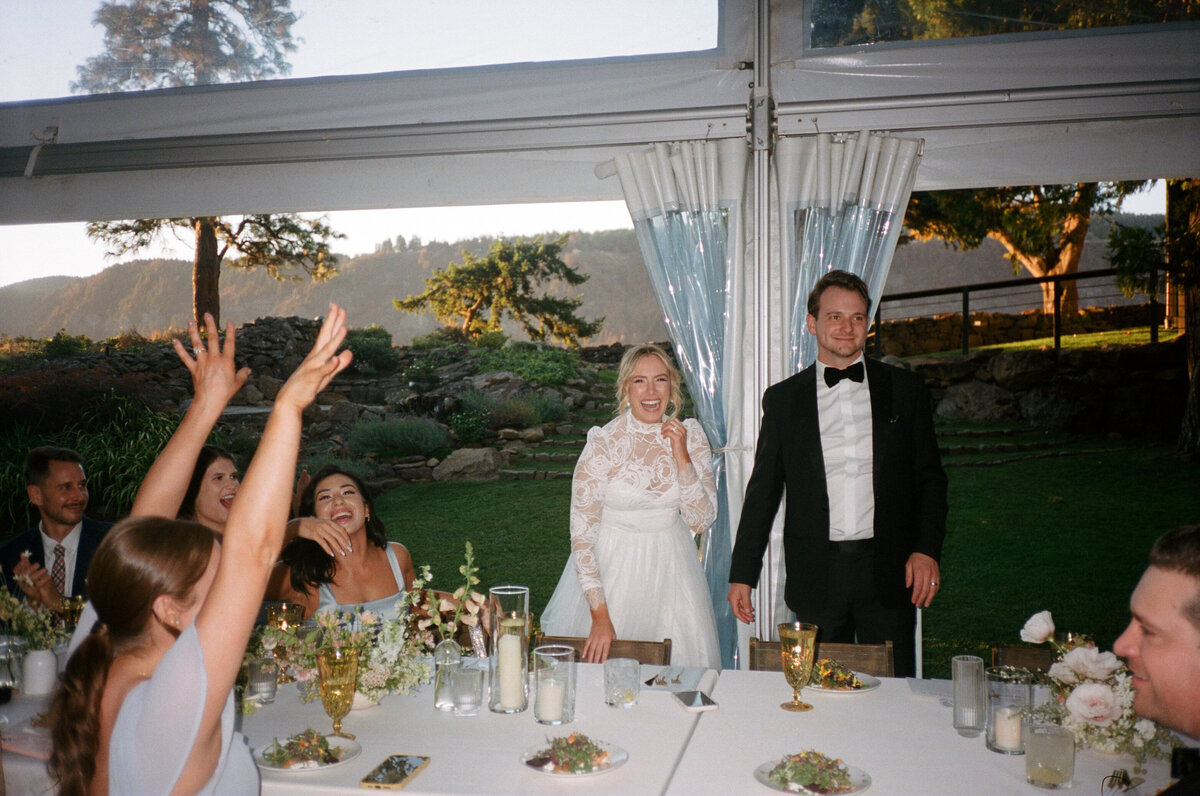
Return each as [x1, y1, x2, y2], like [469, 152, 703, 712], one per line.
[727, 270, 947, 676]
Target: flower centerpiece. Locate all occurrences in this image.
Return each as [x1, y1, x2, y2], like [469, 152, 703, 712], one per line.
[0, 587, 70, 651]
[242, 543, 486, 712]
[1017, 610, 1178, 770]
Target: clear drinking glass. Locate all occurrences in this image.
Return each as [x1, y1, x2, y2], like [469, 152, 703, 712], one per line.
[952, 654, 987, 737]
[1026, 723, 1075, 789]
[451, 657, 485, 717]
[603, 657, 640, 708]
[245, 657, 279, 704]
[533, 645, 576, 725]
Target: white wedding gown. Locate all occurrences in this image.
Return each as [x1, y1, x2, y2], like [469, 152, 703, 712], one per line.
[541, 412, 721, 669]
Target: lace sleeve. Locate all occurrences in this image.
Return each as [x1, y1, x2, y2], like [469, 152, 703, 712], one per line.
[570, 427, 610, 610]
[677, 419, 717, 535]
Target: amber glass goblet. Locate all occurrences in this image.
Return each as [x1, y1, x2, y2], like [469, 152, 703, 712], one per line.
[778, 622, 818, 712]
[316, 647, 358, 739]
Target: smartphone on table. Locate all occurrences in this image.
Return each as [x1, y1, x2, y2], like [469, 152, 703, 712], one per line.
[359, 754, 430, 790]
[672, 690, 718, 712]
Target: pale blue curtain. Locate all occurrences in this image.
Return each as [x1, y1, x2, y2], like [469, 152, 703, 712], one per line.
[604, 139, 748, 668]
[779, 132, 922, 369]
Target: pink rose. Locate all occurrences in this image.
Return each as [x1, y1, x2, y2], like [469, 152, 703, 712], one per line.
[1065, 682, 1121, 726]
[1020, 611, 1055, 644]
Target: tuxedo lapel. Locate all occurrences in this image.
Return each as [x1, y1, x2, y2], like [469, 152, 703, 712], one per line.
[867, 360, 895, 528]
[794, 366, 826, 482]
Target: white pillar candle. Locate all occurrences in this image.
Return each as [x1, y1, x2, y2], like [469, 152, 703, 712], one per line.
[993, 706, 1023, 751]
[498, 631, 524, 709]
[536, 678, 565, 722]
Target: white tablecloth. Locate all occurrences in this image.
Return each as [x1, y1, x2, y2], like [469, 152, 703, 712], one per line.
[241, 663, 717, 795]
[665, 670, 1176, 796]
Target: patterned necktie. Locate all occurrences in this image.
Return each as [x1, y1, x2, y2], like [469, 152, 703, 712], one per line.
[51, 544, 66, 596]
[824, 361, 865, 388]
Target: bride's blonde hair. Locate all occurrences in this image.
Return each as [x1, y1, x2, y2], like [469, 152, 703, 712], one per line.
[615, 344, 684, 421]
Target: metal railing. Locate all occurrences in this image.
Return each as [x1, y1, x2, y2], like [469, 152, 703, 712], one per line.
[873, 267, 1160, 356]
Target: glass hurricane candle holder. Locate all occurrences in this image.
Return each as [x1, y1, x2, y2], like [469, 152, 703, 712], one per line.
[487, 585, 529, 714]
[986, 666, 1032, 754]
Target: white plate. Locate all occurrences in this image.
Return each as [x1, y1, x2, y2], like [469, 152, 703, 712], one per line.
[809, 672, 881, 694]
[522, 739, 628, 777]
[754, 759, 871, 794]
[254, 735, 362, 774]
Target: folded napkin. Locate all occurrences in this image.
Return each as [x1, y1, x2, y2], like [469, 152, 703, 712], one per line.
[2, 718, 52, 760]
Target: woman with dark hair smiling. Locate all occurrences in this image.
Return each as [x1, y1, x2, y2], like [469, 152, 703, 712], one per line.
[273, 465, 416, 622]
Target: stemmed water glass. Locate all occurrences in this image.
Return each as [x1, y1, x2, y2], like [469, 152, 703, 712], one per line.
[316, 647, 358, 739]
[778, 622, 818, 712]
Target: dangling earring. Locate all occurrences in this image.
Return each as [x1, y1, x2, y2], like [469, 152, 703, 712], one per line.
[365, 508, 371, 521]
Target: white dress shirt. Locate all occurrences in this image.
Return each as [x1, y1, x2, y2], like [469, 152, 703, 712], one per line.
[39, 522, 82, 597]
[815, 357, 874, 541]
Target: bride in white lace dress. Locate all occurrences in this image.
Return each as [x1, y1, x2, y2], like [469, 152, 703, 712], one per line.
[541, 344, 720, 668]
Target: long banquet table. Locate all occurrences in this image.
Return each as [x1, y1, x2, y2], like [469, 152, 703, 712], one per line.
[3, 664, 1191, 795]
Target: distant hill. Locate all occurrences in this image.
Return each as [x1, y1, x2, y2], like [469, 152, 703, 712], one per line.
[0, 215, 1156, 344]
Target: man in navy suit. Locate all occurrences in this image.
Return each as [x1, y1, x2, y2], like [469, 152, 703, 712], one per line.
[727, 270, 947, 676]
[0, 446, 111, 609]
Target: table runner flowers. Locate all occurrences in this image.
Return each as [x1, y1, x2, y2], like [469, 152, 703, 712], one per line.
[1018, 610, 1177, 770]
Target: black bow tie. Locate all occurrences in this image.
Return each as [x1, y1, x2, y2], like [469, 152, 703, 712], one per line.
[824, 362, 864, 388]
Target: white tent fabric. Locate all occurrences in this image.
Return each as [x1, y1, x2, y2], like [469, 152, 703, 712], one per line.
[1, 7, 1197, 224]
[780, 131, 921, 370]
[603, 139, 748, 667]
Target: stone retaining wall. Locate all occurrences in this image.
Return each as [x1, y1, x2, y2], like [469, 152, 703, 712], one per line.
[875, 304, 1152, 357]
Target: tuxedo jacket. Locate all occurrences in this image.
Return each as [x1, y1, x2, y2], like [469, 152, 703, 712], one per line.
[729, 359, 948, 615]
[0, 516, 112, 600]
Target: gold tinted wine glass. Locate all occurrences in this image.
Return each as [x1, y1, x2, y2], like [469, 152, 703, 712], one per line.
[778, 622, 818, 712]
[316, 647, 358, 739]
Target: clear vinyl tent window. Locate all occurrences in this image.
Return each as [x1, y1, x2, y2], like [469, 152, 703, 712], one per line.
[1, 0, 720, 103]
[806, 0, 1200, 49]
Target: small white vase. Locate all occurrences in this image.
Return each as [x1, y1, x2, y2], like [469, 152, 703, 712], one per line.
[22, 648, 58, 695]
[351, 691, 379, 710]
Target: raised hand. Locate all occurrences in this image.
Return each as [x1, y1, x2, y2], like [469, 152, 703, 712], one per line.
[661, 417, 692, 467]
[275, 304, 353, 413]
[171, 313, 251, 414]
[291, 517, 353, 557]
[13, 554, 62, 611]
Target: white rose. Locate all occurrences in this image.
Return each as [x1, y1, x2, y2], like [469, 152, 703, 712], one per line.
[1048, 661, 1079, 685]
[1135, 719, 1156, 739]
[1065, 682, 1122, 726]
[1020, 611, 1055, 644]
[1061, 646, 1122, 681]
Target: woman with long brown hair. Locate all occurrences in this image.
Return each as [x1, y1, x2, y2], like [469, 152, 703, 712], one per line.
[48, 305, 352, 796]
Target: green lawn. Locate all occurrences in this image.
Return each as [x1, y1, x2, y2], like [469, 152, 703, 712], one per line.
[914, 326, 1181, 358]
[375, 428, 1200, 679]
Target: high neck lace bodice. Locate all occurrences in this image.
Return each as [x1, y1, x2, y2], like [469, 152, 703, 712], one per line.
[569, 413, 716, 609]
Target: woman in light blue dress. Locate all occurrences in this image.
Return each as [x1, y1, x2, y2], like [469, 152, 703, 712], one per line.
[274, 465, 416, 622]
[47, 306, 353, 796]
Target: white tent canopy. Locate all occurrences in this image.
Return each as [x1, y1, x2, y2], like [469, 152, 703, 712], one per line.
[1, 3, 1197, 224]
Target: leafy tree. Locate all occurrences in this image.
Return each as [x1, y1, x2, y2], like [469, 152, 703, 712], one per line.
[73, 0, 340, 326]
[903, 182, 1146, 314]
[394, 236, 603, 347]
[1108, 179, 1200, 455]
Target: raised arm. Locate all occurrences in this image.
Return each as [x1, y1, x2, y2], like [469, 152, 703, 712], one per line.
[129, 314, 249, 519]
[194, 305, 351, 746]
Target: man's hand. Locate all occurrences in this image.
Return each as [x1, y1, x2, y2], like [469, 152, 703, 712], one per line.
[13, 554, 63, 611]
[905, 552, 940, 608]
[727, 582, 756, 623]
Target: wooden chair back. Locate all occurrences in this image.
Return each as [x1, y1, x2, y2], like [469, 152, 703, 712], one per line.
[991, 645, 1054, 672]
[748, 637, 895, 677]
[532, 633, 672, 666]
